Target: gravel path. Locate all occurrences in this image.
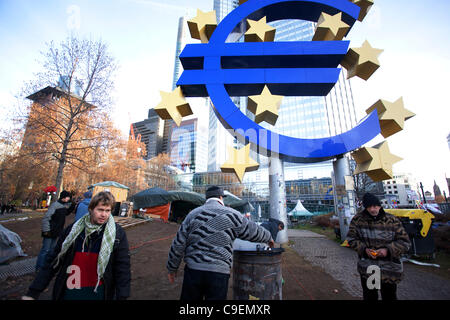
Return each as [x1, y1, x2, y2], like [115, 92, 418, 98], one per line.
[287, 229, 450, 300]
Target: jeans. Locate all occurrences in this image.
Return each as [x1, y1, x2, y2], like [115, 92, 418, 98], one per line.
[35, 237, 58, 272]
[360, 276, 397, 300]
[180, 266, 230, 301]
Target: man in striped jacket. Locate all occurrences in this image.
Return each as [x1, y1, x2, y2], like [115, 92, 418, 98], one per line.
[347, 193, 411, 300]
[167, 186, 274, 300]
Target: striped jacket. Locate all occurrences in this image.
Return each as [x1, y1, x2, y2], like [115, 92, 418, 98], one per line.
[346, 208, 411, 284]
[167, 199, 272, 275]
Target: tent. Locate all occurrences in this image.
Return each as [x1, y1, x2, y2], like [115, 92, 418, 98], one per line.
[131, 187, 170, 209]
[0, 225, 27, 263]
[130, 188, 255, 222]
[288, 200, 314, 218]
[168, 191, 205, 223]
[130, 188, 206, 222]
[223, 190, 254, 213]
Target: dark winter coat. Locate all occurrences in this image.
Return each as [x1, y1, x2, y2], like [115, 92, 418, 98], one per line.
[42, 200, 76, 238]
[260, 218, 283, 241]
[346, 208, 411, 284]
[27, 222, 131, 300]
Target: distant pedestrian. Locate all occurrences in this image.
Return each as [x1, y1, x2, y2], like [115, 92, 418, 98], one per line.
[35, 190, 73, 272]
[167, 186, 274, 301]
[346, 193, 411, 300]
[23, 191, 131, 300]
[74, 190, 93, 222]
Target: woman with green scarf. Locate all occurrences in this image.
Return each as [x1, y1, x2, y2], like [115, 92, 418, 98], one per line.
[23, 191, 131, 300]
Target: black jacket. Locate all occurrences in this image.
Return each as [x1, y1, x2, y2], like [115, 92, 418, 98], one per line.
[48, 201, 76, 238]
[260, 218, 283, 240]
[28, 222, 131, 300]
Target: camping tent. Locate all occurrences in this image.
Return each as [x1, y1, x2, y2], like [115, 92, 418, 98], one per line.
[0, 225, 27, 263]
[223, 190, 254, 213]
[131, 188, 255, 222]
[131, 188, 206, 222]
[288, 200, 313, 218]
[131, 187, 170, 209]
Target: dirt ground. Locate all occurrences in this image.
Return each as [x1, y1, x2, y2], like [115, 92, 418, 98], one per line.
[0, 213, 354, 300]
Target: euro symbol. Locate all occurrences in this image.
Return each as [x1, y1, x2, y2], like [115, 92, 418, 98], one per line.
[177, 0, 381, 163]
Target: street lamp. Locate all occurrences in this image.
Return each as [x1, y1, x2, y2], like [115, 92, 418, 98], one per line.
[420, 182, 427, 204]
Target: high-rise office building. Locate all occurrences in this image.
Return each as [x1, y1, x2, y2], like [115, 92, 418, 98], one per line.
[169, 118, 209, 173]
[131, 108, 164, 159]
[208, 0, 246, 172]
[207, 1, 358, 173]
[166, 16, 210, 173]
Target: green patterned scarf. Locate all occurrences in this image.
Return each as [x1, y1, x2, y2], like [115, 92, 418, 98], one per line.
[55, 214, 116, 292]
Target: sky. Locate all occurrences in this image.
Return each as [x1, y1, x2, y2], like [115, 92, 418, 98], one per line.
[0, 0, 449, 194]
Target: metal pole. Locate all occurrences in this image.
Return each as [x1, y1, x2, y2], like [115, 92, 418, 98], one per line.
[420, 182, 427, 204]
[269, 156, 288, 244]
[332, 155, 356, 240]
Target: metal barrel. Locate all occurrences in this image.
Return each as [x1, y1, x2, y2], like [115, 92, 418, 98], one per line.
[232, 248, 284, 300]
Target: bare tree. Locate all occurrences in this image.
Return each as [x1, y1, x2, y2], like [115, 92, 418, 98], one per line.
[16, 35, 117, 196]
[349, 159, 385, 202]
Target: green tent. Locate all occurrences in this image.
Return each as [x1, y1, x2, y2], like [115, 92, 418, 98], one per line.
[131, 187, 170, 210]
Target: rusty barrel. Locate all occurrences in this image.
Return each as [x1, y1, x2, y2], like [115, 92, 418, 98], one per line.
[232, 248, 284, 300]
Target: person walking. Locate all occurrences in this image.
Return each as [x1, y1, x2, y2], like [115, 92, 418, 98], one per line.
[74, 190, 93, 222]
[23, 191, 131, 300]
[167, 186, 274, 301]
[35, 190, 73, 272]
[346, 192, 411, 300]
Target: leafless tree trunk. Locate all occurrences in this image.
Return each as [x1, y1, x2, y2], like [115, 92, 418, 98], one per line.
[17, 35, 117, 197]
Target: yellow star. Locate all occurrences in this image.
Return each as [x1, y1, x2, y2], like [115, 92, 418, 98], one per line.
[245, 16, 276, 42]
[220, 144, 259, 183]
[154, 87, 193, 127]
[187, 9, 217, 43]
[312, 12, 350, 41]
[352, 0, 374, 22]
[247, 86, 283, 125]
[351, 141, 402, 181]
[341, 40, 383, 80]
[366, 97, 416, 138]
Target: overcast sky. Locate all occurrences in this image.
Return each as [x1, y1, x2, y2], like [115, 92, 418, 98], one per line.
[0, 0, 449, 193]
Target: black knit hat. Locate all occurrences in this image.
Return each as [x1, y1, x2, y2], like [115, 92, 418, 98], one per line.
[205, 186, 225, 199]
[362, 193, 381, 208]
[59, 190, 71, 200]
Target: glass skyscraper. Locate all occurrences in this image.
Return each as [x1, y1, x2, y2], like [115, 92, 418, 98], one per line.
[207, 1, 357, 168]
[164, 15, 209, 173]
[200, 0, 358, 215]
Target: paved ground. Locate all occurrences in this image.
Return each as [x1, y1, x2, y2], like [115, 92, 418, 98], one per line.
[1, 217, 449, 300]
[287, 229, 450, 300]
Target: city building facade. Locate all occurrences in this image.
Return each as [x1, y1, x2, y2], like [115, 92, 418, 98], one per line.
[381, 173, 420, 208]
[202, 0, 359, 216]
[130, 108, 164, 159]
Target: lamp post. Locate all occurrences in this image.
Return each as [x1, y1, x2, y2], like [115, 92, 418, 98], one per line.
[420, 182, 427, 204]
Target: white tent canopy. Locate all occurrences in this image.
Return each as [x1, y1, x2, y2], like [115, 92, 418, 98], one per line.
[288, 200, 313, 217]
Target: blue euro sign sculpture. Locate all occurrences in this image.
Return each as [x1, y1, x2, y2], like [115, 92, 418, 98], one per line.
[177, 0, 381, 163]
